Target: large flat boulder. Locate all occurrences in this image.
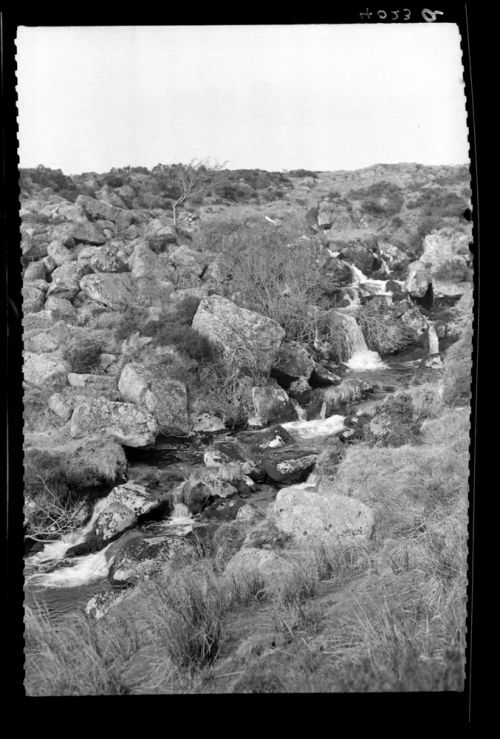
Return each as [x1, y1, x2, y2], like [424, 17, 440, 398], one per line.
[118, 363, 189, 435]
[273, 482, 374, 545]
[70, 396, 159, 446]
[192, 295, 285, 373]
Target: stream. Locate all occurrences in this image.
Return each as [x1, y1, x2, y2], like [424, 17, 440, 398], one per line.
[24, 266, 447, 621]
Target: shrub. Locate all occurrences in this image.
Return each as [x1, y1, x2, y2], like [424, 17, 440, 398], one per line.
[357, 299, 416, 355]
[62, 336, 102, 374]
[206, 221, 327, 343]
[350, 181, 404, 217]
[287, 169, 318, 179]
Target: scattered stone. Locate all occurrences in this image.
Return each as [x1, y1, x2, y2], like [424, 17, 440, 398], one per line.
[24, 352, 69, 388]
[22, 285, 45, 313]
[24, 261, 46, 282]
[67, 373, 116, 389]
[76, 194, 133, 229]
[80, 272, 135, 309]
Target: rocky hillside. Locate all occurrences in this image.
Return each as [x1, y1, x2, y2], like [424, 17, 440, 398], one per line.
[22, 161, 473, 695]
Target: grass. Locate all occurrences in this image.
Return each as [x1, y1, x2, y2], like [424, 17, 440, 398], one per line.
[25, 389, 469, 693]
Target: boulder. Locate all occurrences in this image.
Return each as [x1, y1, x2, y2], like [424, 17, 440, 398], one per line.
[23, 352, 68, 388]
[94, 502, 137, 543]
[24, 261, 46, 282]
[200, 496, 246, 522]
[204, 438, 262, 479]
[405, 261, 432, 298]
[44, 296, 76, 318]
[68, 373, 116, 390]
[192, 295, 285, 373]
[273, 482, 374, 545]
[421, 228, 471, 278]
[93, 481, 165, 544]
[236, 503, 266, 525]
[70, 397, 159, 447]
[191, 413, 226, 433]
[85, 590, 126, 620]
[261, 448, 318, 484]
[118, 363, 189, 435]
[79, 272, 135, 309]
[339, 244, 375, 274]
[251, 385, 298, 427]
[48, 392, 77, 421]
[89, 246, 129, 273]
[52, 219, 106, 248]
[272, 341, 315, 383]
[47, 240, 75, 267]
[169, 245, 206, 271]
[182, 470, 239, 514]
[22, 285, 45, 313]
[47, 261, 93, 300]
[242, 424, 296, 452]
[108, 532, 196, 587]
[76, 195, 133, 229]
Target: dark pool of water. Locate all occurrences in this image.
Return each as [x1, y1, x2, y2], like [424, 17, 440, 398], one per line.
[25, 579, 112, 621]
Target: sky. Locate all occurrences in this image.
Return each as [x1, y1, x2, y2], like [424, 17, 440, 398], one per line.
[16, 24, 469, 174]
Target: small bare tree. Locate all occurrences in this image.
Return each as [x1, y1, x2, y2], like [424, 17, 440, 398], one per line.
[169, 159, 227, 227]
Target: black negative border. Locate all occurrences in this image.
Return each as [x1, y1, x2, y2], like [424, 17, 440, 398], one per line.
[1, 4, 491, 729]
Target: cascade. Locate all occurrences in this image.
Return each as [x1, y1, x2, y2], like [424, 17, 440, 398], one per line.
[427, 324, 440, 355]
[350, 264, 368, 284]
[290, 398, 307, 421]
[336, 313, 387, 370]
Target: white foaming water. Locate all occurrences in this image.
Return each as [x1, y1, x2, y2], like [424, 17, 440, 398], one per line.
[290, 398, 307, 421]
[338, 313, 388, 370]
[282, 414, 345, 443]
[28, 545, 114, 589]
[28, 496, 110, 568]
[171, 502, 192, 521]
[350, 265, 368, 284]
[428, 324, 440, 355]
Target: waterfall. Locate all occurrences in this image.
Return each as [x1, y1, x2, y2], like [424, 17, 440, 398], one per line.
[350, 265, 368, 284]
[290, 398, 307, 421]
[28, 495, 110, 568]
[27, 545, 114, 588]
[428, 324, 440, 355]
[337, 313, 387, 370]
